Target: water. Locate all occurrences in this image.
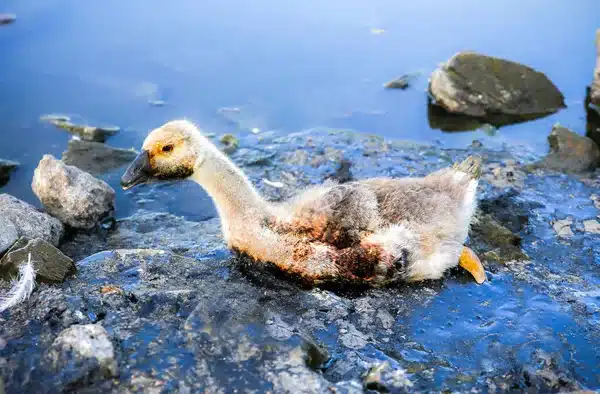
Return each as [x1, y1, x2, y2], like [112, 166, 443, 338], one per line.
[0, 0, 598, 218]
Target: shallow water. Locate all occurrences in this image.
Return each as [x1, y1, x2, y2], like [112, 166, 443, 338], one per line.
[0, 0, 598, 218]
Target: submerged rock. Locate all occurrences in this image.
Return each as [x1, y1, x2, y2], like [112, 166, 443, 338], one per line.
[61, 139, 138, 176]
[429, 51, 565, 121]
[0, 159, 18, 187]
[0, 216, 18, 256]
[534, 125, 600, 172]
[0, 194, 64, 246]
[591, 29, 600, 106]
[0, 14, 15, 25]
[32, 155, 115, 229]
[41, 115, 119, 143]
[0, 237, 75, 283]
[46, 324, 117, 384]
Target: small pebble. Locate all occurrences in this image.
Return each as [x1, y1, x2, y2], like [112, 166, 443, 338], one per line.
[149, 100, 165, 107]
[263, 179, 284, 188]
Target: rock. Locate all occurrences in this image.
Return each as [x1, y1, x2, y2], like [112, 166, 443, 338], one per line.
[0, 194, 64, 246]
[590, 29, 600, 106]
[219, 133, 239, 154]
[586, 86, 600, 147]
[41, 115, 119, 143]
[363, 361, 413, 392]
[326, 158, 353, 183]
[384, 76, 409, 90]
[61, 139, 138, 176]
[0, 13, 16, 25]
[231, 148, 275, 167]
[429, 51, 565, 120]
[384, 77, 409, 89]
[553, 218, 574, 238]
[591, 194, 600, 210]
[478, 190, 543, 233]
[583, 219, 600, 234]
[0, 237, 75, 283]
[0, 159, 18, 186]
[470, 213, 528, 263]
[0, 216, 18, 256]
[60, 210, 224, 261]
[481, 162, 526, 189]
[46, 324, 117, 383]
[32, 155, 115, 229]
[536, 125, 600, 172]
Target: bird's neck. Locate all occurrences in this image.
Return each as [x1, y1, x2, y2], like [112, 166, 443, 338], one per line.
[191, 149, 269, 240]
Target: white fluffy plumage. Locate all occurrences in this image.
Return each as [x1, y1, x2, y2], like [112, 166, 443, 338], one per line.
[0, 253, 36, 314]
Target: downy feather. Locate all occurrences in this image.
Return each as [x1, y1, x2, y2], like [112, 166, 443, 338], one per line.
[0, 254, 36, 313]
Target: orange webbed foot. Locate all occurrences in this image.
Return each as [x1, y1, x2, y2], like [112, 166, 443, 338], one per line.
[459, 246, 486, 284]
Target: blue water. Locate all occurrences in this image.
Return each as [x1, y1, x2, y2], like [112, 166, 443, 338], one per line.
[0, 0, 598, 216]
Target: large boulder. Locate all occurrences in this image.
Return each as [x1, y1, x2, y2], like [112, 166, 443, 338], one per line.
[429, 51, 565, 120]
[590, 29, 600, 106]
[32, 155, 115, 229]
[0, 237, 75, 283]
[0, 194, 64, 246]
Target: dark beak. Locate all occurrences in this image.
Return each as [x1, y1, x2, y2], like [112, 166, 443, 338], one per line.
[121, 150, 152, 190]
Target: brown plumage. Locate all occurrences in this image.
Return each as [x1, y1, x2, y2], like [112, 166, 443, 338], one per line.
[121, 120, 486, 287]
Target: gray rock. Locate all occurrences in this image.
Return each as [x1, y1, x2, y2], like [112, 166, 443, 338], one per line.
[0, 194, 64, 246]
[553, 218, 574, 238]
[429, 51, 565, 119]
[60, 210, 223, 261]
[0, 216, 18, 256]
[32, 155, 115, 229]
[231, 148, 275, 167]
[537, 125, 600, 172]
[383, 75, 410, 90]
[0, 13, 15, 25]
[583, 219, 600, 234]
[61, 139, 138, 176]
[0, 237, 75, 283]
[0, 159, 18, 186]
[591, 29, 600, 106]
[46, 324, 117, 382]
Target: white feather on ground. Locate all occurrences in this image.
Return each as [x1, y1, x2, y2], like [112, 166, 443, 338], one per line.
[0, 253, 37, 313]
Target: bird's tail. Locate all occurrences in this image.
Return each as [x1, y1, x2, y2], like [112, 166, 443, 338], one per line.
[452, 155, 482, 179]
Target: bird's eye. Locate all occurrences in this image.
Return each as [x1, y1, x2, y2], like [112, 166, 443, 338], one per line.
[162, 144, 174, 153]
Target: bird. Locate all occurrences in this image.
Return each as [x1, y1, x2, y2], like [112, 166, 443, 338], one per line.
[120, 120, 486, 287]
